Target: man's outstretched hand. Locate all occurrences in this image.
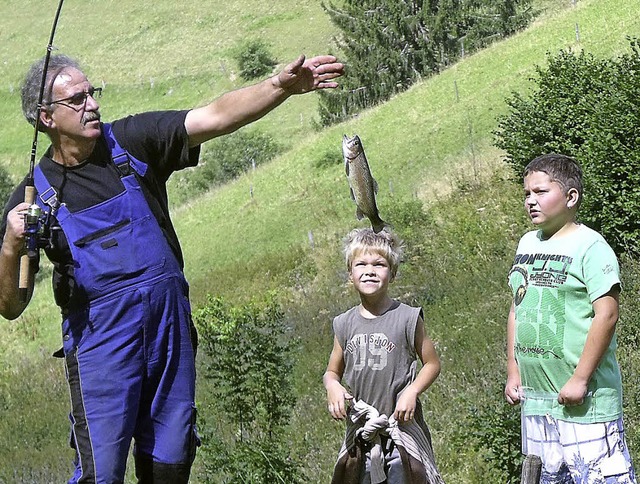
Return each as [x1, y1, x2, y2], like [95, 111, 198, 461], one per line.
[276, 54, 344, 94]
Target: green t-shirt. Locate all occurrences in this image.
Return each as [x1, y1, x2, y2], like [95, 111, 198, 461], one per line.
[508, 224, 622, 423]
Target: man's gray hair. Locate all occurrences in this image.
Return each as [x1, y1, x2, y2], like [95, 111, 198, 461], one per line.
[21, 54, 82, 130]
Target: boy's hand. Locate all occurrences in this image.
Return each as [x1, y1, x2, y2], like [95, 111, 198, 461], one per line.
[504, 375, 522, 405]
[394, 388, 418, 422]
[558, 376, 588, 406]
[326, 382, 353, 420]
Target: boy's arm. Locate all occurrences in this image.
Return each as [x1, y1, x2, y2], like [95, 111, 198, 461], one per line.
[394, 316, 441, 422]
[505, 302, 522, 405]
[323, 335, 352, 420]
[558, 287, 620, 406]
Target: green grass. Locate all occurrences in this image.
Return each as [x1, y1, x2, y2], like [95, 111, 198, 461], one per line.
[0, 0, 336, 177]
[2, 0, 640, 481]
[175, 0, 640, 304]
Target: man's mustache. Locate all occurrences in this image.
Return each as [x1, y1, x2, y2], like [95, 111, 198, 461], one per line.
[82, 111, 101, 125]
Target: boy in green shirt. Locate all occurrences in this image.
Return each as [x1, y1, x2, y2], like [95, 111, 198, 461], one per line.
[504, 153, 635, 482]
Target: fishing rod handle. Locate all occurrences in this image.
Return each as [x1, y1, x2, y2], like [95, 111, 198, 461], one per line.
[18, 185, 36, 303]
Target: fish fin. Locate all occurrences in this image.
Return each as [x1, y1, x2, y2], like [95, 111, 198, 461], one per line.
[349, 187, 356, 201]
[356, 207, 365, 221]
[373, 178, 379, 194]
[345, 160, 350, 177]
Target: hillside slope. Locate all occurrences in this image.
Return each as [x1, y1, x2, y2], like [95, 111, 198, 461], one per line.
[175, 0, 638, 303]
[1, 0, 637, 319]
[0, 0, 336, 177]
[1, 0, 639, 481]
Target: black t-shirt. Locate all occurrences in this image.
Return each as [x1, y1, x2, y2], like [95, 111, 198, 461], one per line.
[0, 110, 200, 312]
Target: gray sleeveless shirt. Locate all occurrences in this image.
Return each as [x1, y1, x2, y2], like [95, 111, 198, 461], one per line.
[334, 301, 422, 417]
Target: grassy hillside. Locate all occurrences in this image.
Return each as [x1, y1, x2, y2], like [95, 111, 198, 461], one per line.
[0, 0, 336, 178]
[177, 0, 638, 304]
[1, 0, 640, 482]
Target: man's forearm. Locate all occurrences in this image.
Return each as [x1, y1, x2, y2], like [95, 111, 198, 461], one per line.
[0, 247, 29, 319]
[185, 76, 290, 147]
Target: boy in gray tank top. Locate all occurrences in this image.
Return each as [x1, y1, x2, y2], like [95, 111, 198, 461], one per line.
[324, 228, 445, 484]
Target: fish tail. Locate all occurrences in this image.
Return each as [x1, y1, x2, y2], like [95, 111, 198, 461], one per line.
[372, 218, 389, 234]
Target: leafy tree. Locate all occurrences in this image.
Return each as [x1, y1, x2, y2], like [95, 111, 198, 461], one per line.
[194, 294, 303, 483]
[318, 0, 534, 125]
[495, 39, 640, 255]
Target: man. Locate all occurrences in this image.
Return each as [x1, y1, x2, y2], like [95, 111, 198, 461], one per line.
[0, 52, 343, 482]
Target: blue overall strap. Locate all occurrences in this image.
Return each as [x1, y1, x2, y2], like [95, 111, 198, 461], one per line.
[33, 164, 59, 216]
[101, 123, 148, 178]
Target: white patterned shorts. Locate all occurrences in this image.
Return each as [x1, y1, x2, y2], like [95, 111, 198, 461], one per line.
[522, 415, 636, 484]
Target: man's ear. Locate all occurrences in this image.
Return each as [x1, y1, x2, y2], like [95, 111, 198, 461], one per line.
[566, 187, 580, 209]
[39, 107, 54, 130]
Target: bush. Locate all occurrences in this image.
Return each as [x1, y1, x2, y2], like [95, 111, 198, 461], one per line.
[616, 255, 640, 466]
[0, 166, 14, 211]
[495, 39, 640, 255]
[201, 437, 303, 484]
[235, 39, 277, 81]
[173, 129, 281, 203]
[465, 387, 523, 483]
[193, 294, 303, 483]
[313, 147, 342, 170]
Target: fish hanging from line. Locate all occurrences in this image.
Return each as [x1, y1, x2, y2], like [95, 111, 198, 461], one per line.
[342, 134, 388, 233]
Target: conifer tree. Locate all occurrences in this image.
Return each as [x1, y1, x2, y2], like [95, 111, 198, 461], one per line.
[319, 0, 533, 125]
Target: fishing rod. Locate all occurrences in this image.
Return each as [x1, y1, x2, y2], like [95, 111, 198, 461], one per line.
[18, 0, 65, 302]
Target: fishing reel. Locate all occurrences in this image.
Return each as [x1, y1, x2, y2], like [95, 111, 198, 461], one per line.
[24, 203, 52, 259]
[19, 202, 52, 302]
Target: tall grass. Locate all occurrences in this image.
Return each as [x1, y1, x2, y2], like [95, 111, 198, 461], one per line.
[1, 0, 640, 481]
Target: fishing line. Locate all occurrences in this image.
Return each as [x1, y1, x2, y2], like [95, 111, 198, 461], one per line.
[19, 0, 65, 301]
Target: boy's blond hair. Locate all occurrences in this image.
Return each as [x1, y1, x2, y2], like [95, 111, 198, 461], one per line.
[343, 228, 404, 279]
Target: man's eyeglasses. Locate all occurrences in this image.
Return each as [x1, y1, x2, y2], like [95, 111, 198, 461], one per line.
[46, 87, 102, 108]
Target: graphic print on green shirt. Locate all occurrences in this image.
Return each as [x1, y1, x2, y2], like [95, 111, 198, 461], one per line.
[507, 225, 624, 423]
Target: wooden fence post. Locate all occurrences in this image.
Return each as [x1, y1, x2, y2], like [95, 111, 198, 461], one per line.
[521, 454, 542, 483]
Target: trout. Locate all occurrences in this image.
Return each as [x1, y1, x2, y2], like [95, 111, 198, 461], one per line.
[342, 134, 387, 233]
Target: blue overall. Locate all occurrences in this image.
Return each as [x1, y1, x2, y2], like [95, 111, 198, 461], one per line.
[34, 124, 198, 483]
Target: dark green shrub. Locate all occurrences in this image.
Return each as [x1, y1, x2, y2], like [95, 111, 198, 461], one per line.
[0, 166, 14, 211]
[495, 39, 640, 255]
[466, 387, 523, 483]
[616, 255, 640, 467]
[313, 147, 342, 169]
[173, 129, 281, 202]
[193, 294, 302, 483]
[201, 437, 303, 484]
[235, 39, 277, 81]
